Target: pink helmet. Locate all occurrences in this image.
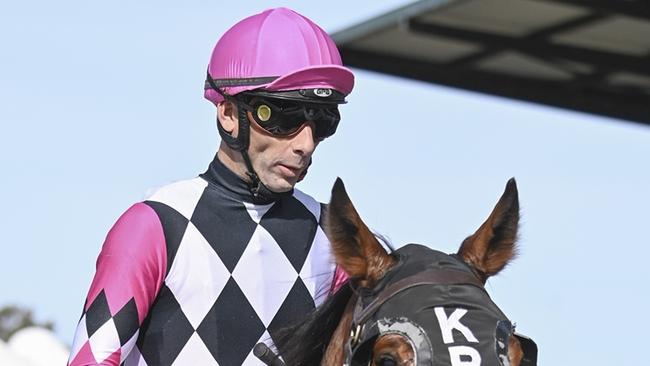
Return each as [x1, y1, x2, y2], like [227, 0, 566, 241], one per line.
[204, 8, 355, 104]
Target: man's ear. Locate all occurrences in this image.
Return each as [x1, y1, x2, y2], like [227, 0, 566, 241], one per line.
[217, 100, 239, 137]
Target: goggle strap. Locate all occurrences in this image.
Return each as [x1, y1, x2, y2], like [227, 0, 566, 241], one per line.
[216, 102, 250, 152]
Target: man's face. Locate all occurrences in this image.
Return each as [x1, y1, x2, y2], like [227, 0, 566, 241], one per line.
[246, 112, 319, 192]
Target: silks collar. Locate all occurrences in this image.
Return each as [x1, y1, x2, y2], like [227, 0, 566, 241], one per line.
[200, 155, 293, 205]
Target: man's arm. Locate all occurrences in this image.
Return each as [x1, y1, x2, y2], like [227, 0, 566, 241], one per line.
[68, 203, 167, 366]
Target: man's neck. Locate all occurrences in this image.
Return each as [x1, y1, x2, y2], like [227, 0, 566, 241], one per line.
[216, 145, 250, 183]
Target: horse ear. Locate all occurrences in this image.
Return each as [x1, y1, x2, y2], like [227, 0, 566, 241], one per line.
[457, 178, 520, 282]
[325, 178, 395, 286]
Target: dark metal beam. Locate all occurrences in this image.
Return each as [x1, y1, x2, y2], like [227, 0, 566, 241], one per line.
[447, 11, 609, 70]
[408, 19, 650, 75]
[339, 47, 650, 124]
[548, 0, 650, 19]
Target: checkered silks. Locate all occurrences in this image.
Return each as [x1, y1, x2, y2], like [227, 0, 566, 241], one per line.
[68, 178, 337, 365]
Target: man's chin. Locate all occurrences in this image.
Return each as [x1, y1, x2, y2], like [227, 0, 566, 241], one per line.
[264, 177, 296, 193]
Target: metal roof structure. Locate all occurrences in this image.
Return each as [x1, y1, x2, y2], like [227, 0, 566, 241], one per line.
[332, 0, 650, 125]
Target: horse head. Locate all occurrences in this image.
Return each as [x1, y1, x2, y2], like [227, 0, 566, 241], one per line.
[323, 178, 536, 366]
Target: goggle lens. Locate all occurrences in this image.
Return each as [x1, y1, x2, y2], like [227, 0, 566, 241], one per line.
[241, 95, 340, 140]
[256, 104, 272, 122]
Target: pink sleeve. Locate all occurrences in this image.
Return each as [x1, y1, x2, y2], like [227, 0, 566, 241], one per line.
[330, 264, 349, 295]
[68, 203, 167, 366]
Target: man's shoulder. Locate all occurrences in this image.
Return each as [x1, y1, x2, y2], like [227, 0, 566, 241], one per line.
[143, 176, 208, 219]
[292, 188, 325, 222]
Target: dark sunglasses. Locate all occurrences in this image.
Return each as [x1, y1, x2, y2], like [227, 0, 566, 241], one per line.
[237, 94, 340, 140]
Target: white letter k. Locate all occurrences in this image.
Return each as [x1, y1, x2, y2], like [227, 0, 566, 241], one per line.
[434, 307, 479, 344]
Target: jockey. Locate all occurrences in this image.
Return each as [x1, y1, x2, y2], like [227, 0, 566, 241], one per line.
[68, 8, 352, 366]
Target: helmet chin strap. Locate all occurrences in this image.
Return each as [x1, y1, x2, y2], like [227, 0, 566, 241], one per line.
[216, 97, 293, 202]
[240, 148, 290, 200]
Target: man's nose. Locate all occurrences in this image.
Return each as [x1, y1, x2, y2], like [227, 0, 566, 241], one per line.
[292, 122, 317, 156]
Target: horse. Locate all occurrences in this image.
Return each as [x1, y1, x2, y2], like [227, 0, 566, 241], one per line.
[268, 178, 537, 366]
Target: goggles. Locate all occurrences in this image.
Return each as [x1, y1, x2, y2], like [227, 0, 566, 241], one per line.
[236, 93, 341, 140]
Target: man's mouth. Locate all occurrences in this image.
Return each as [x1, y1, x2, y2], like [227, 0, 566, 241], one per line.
[276, 163, 303, 177]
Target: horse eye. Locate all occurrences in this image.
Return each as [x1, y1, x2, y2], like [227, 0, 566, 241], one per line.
[378, 355, 398, 366]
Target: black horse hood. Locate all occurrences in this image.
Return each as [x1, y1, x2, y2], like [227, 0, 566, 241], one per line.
[349, 244, 529, 366]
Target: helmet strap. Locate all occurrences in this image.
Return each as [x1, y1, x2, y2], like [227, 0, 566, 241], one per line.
[216, 95, 293, 202]
[216, 100, 250, 151]
[240, 148, 281, 200]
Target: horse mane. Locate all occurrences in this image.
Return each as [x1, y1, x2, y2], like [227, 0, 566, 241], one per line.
[273, 283, 353, 366]
[273, 235, 392, 365]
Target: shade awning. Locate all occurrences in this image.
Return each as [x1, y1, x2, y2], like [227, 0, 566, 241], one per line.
[333, 0, 650, 125]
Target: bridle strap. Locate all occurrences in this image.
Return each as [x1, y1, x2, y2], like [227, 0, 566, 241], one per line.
[353, 269, 485, 325]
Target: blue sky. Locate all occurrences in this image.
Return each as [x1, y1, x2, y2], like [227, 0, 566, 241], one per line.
[2, 1, 649, 364]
